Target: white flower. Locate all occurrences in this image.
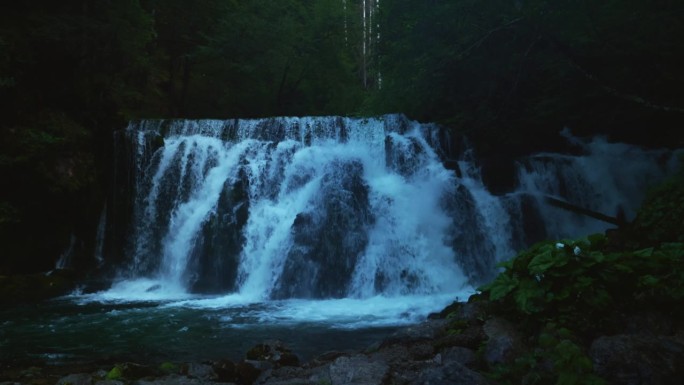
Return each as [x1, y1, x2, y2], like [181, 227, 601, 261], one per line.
[573, 246, 581, 255]
[555, 243, 565, 249]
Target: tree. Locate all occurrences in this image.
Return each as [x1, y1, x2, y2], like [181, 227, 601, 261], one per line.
[368, 0, 684, 155]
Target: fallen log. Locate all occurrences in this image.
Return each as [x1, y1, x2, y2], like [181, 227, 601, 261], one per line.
[543, 196, 626, 227]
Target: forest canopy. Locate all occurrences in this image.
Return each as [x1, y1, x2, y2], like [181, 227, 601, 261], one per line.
[1, 0, 683, 273]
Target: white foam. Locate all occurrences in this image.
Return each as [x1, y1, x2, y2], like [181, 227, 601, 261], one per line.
[163, 289, 475, 329]
[74, 278, 196, 303]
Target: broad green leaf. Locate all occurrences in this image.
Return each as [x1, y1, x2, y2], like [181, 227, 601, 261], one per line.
[587, 233, 606, 248]
[639, 274, 659, 287]
[660, 242, 684, 254]
[528, 249, 557, 274]
[633, 247, 654, 257]
[589, 251, 605, 263]
[515, 279, 545, 314]
[575, 276, 594, 289]
[488, 274, 519, 301]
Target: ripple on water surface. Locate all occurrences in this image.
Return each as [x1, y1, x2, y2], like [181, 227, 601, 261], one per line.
[0, 285, 473, 365]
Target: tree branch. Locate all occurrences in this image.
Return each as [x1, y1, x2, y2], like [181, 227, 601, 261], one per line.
[456, 17, 524, 59]
[548, 37, 684, 114]
[566, 58, 684, 114]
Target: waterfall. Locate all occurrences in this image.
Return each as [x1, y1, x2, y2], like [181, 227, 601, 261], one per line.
[512, 128, 681, 241]
[105, 115, 680, 300]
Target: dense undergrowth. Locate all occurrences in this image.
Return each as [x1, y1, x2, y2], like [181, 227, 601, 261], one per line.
[470, 165, 684, 384]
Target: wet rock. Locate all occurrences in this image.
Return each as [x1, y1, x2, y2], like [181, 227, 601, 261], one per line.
[441, 347, 477, 367]
[56, 373, 93, 385]
[482, 318, 523, 367]
[589, 334, 684, 385]
[433, 325, 485, 351]
[624, 312, 675, 336]
[245, 359, 274, 372]
[95, 380, 124, 385]
[235, 361, 262, 385]
[309, 351, 352, 367]
[254, 366, 308, 385]
[145, 284, 161, 292]
[133, 374, 206, 385]
[245, 340, 300, 368]
[212, 359, 237, 382]
[416, 361, 491, 385]
[328, 354, 388, 385]
[368, 344, 412, 365]
[428, 301, 463, 320]
[451, 302, 488, 325]
[119, 362, 155, 379]
[382, 320, 448, 347]
[182, 363, 217, 381]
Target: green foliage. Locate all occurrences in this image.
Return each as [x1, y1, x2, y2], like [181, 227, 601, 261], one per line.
[106, 366, 123, 380]
[630, 166, 684, 246]
[445, 318, 470, 336]
[159, 362, 178, 373]
[480, 237, 684, 335]
[369, 0, 684, 154]
[479, 219, 684, 384]
[488, 324, 606, 385]
[0, 202, 18, 225]
[185, 0, 363, 118]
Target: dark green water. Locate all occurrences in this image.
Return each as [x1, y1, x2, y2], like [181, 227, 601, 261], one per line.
[0, 294, 443, 366]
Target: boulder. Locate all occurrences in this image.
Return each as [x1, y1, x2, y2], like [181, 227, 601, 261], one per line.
[95, 381, 125, 385]
[56, 373, 93, 385]
[327, 354, 388, 385]
[482, 318, 524, 367]
[235, 361, 262, 385]
[212, 359, 237, 382]
[245, 340, 300, 368]
[382, 319, 448, 347]
[589, 334, 684, 385]
[441, 347, 477, 367]
[416, 361, 491, 385]
[182, 363, 217, 381]
[133, 374, 206, 385]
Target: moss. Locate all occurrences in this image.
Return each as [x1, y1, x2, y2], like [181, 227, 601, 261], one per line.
[159, 362, 177, 373]
[106, 366, 123, 380]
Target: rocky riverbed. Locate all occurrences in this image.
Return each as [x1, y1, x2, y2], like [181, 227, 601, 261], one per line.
[2, 298, 682, 385]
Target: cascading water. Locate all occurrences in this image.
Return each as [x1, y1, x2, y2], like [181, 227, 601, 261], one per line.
[511, 128, 682, 241]
[5, 115, 681, 366]
[103, 116, 681, 301]
[112, 115, 476, 300]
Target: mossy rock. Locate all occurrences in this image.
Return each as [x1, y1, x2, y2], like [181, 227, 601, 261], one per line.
[427, 300, 463, 319]
[106, 366, 123, 380]
[244, 340, 301, 371]
[159, 362, 178, 373]
[245, 344, 270, 361]
[103, 362, 154, 380]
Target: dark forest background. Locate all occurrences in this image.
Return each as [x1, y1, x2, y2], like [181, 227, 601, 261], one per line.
[1, 0, 683, 274]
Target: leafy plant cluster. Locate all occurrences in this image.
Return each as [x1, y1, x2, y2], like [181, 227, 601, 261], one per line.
[482, 236, 684, 337]
[477, 232, 683, 384]
[486, 323, 605, 385]
[630, 162, 684, 247]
